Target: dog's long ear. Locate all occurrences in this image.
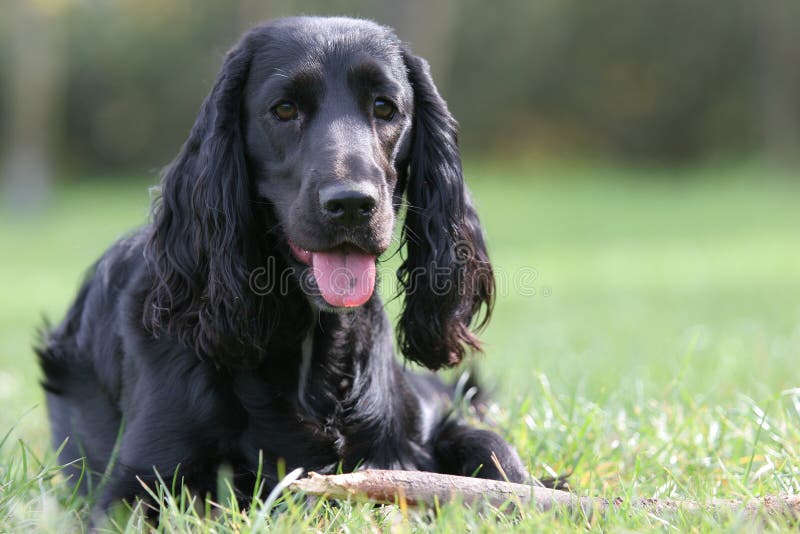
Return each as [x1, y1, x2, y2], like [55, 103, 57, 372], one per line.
[143, 36, 259, 361]
[397, 50, 495, 370]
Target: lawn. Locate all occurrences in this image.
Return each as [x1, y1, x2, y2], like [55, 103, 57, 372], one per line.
[1, 161, 799, 531]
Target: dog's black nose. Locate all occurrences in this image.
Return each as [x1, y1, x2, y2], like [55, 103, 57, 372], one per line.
[319, 183, 378, 224]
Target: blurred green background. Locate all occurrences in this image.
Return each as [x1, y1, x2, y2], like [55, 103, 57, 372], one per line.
[3, 0, 800, 182]
[1, 0, 798, 452]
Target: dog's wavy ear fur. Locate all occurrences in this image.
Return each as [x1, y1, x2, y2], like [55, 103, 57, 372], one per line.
[143, 34, 263, 363]
[397, 49, 495, 370]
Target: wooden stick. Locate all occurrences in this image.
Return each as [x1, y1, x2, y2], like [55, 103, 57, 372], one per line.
[288, 470, 800, 520]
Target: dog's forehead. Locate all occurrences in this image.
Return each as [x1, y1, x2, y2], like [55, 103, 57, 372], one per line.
[249, 17, 407, 82]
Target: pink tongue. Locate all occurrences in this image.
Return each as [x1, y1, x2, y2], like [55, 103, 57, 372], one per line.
[311, 249, 376, 307]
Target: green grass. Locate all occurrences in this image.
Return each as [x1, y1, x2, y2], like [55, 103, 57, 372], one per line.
[1, 161, 799, 531]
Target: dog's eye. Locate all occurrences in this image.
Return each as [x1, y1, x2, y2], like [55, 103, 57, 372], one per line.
[373, 99, 396, 121]
[272, 101, 299, 121]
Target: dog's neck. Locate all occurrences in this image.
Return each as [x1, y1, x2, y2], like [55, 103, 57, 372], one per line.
[290, 295, 404, 423]
[241, 287, 425, 468]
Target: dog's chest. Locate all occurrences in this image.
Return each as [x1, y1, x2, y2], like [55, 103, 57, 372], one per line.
[228, 358, 362, 471]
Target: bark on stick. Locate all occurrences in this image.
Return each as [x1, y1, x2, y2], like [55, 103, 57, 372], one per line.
[288, 469, 800, 520]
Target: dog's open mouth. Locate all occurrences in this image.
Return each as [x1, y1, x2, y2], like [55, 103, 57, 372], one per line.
[288, 241, 377, 308]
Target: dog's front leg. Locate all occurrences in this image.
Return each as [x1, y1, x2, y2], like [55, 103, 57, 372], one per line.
[90, 407, 219, 522]
[432, 421, 529, 483]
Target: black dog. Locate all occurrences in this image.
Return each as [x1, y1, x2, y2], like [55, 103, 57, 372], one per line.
[37, 16, 530, 512]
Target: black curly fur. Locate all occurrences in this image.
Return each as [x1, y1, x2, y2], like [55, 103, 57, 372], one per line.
[37, 17, 534, 514]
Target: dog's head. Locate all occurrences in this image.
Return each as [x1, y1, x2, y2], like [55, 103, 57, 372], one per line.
[145, 17, 494, 369]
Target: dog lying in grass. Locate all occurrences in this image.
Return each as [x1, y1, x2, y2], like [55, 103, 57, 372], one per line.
[37, 16, 538, 515]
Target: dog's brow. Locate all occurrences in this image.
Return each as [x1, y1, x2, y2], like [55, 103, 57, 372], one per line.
[266, 67, 324, 104]
[276, 68, 321, 87]
[348, 61, 385, 79]
[347, 61, 402, 95]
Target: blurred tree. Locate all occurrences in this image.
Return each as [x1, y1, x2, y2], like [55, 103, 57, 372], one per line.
[236, 0, 296, 32]
[756, 0, 800, 164]
[1, 0, 797, 175]
[60, 1, 241, 172]
[2, 0, 66, 212]
[376, 0, 461, 92]
[447, 0, 764, 161]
